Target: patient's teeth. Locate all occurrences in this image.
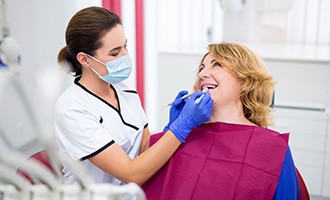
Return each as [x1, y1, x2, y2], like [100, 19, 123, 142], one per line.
[202, 87, 208, 93]
[202, 85, 216, 90]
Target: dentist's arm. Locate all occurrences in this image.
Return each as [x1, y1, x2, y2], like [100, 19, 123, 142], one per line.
[139, 127, 150, 154]
[89, 92, 213, 185]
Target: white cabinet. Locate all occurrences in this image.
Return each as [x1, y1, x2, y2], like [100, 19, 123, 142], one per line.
[270, 108, 327, 195]
[324, 122, 330, 197]
[251, 44, 330, 197]
[265, 60, 328, 109]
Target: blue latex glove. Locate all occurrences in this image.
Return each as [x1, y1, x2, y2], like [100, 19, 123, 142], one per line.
[163, 90, 189, 132]
[169, 92, 213, 142]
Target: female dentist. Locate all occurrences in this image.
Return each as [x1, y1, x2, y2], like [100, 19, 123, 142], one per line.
[54, 6, 213, 186]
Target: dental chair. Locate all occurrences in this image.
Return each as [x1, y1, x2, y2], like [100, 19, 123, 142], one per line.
[296, 167, 310, 200]
[18, 151, 57, 183]
[270, 91, 309, 199]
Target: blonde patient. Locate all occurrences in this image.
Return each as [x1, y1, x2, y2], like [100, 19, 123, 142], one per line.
[143, 42, 300, 200]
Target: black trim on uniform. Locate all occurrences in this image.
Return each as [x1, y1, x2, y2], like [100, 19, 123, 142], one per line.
[74, 78, 139, 131]
[144, 123, 148, 129]
[80, 140, 115, 161]
[99, 116, 103, 124]
[110, 84, 121, 112]
[123, 90, 137, 94]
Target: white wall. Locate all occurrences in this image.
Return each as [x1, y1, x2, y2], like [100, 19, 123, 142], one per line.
[121, 0, 137, 87]
[2, 0, 102, 154]
[223, 0, 330, 45]
[144, 0, 158, 132]
[6, 0, 101, 114]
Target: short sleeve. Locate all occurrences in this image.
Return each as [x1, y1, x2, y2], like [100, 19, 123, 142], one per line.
[54, 102, 114, 161]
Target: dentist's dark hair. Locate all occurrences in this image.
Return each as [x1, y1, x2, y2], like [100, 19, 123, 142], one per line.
[57, 6, 122, 76]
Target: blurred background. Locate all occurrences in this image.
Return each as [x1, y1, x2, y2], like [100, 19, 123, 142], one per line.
[0, 0, 329, 199]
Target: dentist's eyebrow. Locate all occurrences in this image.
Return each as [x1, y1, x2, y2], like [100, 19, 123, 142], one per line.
[109, 39, 128, 53]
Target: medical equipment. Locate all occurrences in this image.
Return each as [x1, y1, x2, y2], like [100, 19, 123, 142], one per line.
[0, 0, 21, 68]
[0, 179, 146, 200]
[0, 147, 60, 190]
[0, 164, 31, 191]
[194, 87, 208, 104]
[0, 36, 21, 67]
[0, 65, 146, 200]
[219, 0, 245, 13]
[165, 87, 208, 108]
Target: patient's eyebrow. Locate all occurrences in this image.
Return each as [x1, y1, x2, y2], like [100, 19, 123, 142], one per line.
[210, 59, 217, 64]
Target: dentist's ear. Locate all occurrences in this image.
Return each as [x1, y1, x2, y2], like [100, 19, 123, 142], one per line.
[76, 52, 90, 67]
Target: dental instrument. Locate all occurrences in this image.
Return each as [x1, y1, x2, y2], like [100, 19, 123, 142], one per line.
[164, 93, 193, 108]
[164, 87, 208, 108]
[194, 87, 208, 104]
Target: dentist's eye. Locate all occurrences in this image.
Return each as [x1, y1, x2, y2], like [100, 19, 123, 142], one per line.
[111, 51, 120, 57]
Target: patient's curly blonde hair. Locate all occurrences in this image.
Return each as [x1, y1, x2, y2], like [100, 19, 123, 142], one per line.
[203, 42, 275, 127]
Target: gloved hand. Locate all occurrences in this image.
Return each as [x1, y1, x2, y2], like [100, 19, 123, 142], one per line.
[163, 90, 189, 132]
[169, 92, 213, 142]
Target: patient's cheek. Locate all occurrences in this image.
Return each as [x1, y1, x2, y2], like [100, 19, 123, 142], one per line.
[193, 83, 199, 92]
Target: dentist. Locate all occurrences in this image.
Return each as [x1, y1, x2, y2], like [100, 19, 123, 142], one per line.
[54, 6, 213, 186]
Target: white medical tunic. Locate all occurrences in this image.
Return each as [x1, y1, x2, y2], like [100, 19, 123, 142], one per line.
[54, 77, 148, 185]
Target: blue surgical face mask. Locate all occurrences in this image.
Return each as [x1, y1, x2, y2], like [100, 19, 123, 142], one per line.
[87, 54, 132, 84]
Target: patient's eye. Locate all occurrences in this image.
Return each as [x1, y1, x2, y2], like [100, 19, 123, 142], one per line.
[213, 62, 221, 68]
[197, 65, 205, 73]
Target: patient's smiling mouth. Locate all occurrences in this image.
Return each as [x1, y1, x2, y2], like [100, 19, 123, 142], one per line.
[201, 84, 217, 91]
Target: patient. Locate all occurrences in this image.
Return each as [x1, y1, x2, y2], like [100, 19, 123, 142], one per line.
[142, 42, 300, 200]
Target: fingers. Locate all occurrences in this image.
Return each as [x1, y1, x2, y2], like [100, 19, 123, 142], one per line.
[186, 92, 213, 115]
[179, 91, 213, 109]
[201, 93, 214, 121]
[186, 92, 203, 102]
[172, 90, 189, 106]
[184, 92, 207, 104]
[175, 90, 189, 99]
[199, 92, 213, 107]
